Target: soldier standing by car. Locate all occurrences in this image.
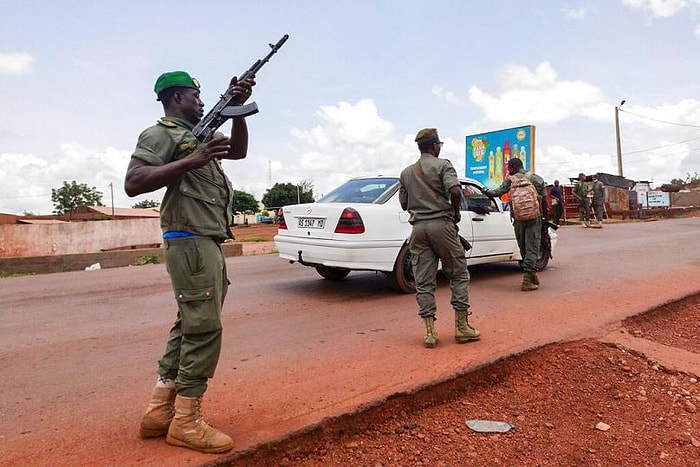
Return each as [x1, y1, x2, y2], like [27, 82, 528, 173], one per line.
[399, 128, 480, 348]
[485, 157, 547, 291]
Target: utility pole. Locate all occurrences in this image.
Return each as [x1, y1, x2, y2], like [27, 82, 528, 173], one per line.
[109, 182, 115, 217]
[615, 99, 626, 177]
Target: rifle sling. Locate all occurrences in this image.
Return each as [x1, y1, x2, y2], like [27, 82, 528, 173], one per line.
[413, 162, 447, 199]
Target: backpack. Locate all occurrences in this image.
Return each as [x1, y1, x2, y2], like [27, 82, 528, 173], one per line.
[508, 174, 541, 221]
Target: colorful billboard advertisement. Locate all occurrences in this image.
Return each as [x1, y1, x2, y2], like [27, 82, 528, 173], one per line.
[465, 125, 536, 189]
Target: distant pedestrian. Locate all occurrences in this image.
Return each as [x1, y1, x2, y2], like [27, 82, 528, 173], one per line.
[573, 173, 590, 227]
[550, 179, 563, 226]
[399, 128, 480, 348]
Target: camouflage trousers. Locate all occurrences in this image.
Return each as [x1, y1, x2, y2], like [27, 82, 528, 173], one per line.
[514, 218, 541, 274]
[578, 200, 590, 221]
[593, 202, 604, 221]
[409, 218, 469, 318]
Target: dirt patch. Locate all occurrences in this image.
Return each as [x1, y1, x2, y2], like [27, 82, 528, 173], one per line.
[231, 223, 278, 242]
[227, 294, 700, 466]
[623, 294, 700, 354]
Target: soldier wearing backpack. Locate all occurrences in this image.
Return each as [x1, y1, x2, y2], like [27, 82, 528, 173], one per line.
[485, 157, 547, 291]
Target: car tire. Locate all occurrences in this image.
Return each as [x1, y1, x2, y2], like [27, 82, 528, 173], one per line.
[315, 266, 351, 281]
[387, 244, 415, 294]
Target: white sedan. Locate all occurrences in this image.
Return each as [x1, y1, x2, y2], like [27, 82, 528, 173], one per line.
[274, 176, 557, 293]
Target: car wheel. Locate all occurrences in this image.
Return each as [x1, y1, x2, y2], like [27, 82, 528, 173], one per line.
[387, 244, 415, 294]
[315, 266, 351, 281]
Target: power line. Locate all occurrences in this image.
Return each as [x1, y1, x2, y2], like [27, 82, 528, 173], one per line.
[619, 108, 700, 129]
[623, 136, 700, 155]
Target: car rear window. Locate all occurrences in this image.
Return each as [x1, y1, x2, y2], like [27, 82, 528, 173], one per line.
[318, 177, 400, 204]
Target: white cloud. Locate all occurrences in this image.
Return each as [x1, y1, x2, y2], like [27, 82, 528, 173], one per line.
[695, 23, 700, 38]
[432, 85, 465, 105]
[622, 0, 694, 18]
[0, 144, 135, 215]
[562, 7, 590, 19]
[0, 52, 35, 74]
[536, 145, 619, 183]
[255, 99, 474, 200]
[466, 62, 603, 125]
[279, 99, 414, 197]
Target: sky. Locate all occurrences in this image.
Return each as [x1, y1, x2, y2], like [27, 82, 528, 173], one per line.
[1, 0, 700, 215]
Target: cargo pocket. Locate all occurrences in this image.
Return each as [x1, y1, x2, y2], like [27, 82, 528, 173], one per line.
[175, 287, 222, 334]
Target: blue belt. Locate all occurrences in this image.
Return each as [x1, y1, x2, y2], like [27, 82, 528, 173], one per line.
[162, 231, 194, 239]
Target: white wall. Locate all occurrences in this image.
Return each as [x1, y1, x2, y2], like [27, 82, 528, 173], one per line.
[0, 218, 161, 257]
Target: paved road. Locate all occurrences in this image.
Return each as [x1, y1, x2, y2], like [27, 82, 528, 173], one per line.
[1, 218, 699, 466]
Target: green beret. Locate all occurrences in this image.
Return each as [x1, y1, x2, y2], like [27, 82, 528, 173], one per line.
[415, 128, 440, 144]
[153, 71, 200, 95]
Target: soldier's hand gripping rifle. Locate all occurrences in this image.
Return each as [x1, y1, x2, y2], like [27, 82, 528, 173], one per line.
[192, 34, 289, 141]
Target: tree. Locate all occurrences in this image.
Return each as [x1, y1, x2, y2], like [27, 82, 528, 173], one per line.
[233, 190, 259, 214]
[51, 180, 104, 216]
[670, 171, 700, 186]
[262, 180, 314, 210]
[132, 199, 160, 209]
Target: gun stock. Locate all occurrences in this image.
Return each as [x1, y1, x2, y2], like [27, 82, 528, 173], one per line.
[192, 34, 289, 140]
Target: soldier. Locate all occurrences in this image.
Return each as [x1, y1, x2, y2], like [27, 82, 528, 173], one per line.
[125, 71, 255, 454]
[399, 128, 480, 348]
[573, 173, 591, 228]
[486, 158, 547, 291]
[591, 174, 605, 228]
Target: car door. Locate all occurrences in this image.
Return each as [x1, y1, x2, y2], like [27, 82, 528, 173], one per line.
[460, 182, 517, 259]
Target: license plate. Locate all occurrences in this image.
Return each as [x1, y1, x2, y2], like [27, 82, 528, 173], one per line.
[297, 217, 325, 229]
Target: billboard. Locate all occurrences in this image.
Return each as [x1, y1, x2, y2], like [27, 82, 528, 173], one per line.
[465, 125, 536, 189]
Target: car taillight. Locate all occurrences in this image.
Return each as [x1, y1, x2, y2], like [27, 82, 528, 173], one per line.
[334, 208, 365, 234]
[277, 208, 287, 230]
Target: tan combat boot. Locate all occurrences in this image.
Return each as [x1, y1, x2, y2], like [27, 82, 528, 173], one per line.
[530, 271, 540, 285]
[166, 395, 234, 454]
[521, 273, 539, 291]
[139, 386, 176, 438]
[455, 310, 480, 343]
[422, 316, 439, 348]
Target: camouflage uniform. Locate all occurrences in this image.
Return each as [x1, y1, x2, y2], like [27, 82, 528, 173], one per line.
[489, 169, 546, 275]
[399, 154, 469, 319]
[591, 179, 605, 222]
[131, 117, 234, 398]
[574, 180, 590, 222]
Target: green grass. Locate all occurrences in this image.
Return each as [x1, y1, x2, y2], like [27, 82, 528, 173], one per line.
[136, 254, 161, 265]
[0, 271, 34, 278]
[240, 236, 271, 243]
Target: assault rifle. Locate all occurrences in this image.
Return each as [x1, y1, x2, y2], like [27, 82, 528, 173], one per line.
[192, 34, 289, 141]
